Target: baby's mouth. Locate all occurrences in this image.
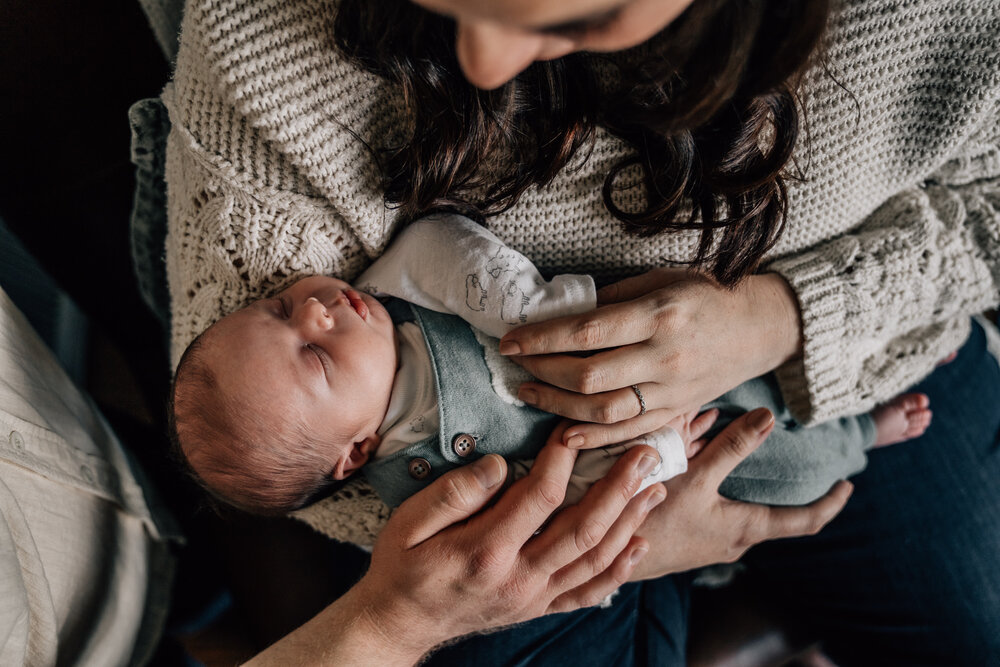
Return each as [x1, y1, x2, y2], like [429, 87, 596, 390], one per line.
[344, 289, 369, 320]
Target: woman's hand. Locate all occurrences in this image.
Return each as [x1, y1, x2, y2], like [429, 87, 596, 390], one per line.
[249, 428, 665, 666]
[630, 408, 853, 580]
[499, 269, 803, 448]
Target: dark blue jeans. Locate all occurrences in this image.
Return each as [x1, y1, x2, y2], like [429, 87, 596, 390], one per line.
[425, 319, 1000, 666]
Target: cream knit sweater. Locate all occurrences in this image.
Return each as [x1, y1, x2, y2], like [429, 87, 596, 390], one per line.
[163, 0, 1000, 543]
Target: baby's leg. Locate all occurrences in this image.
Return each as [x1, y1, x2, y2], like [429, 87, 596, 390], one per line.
[871, 393, 932, 448]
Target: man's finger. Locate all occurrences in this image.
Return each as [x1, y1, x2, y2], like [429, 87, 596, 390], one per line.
[387, 454, 507, 549]
[525, 446, 661, 573]
[482, 432, 579, 549]
[546, 537, 649, 614]
[690, 408, 775, 488]
[756, 480, 854, 542]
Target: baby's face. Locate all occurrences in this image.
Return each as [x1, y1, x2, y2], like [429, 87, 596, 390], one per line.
[204, 276, 398, 478]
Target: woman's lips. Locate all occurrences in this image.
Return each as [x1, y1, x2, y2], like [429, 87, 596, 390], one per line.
[344, 289, 369, 320]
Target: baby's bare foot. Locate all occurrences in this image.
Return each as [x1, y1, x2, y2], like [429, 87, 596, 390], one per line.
[872, 393, 931, 448]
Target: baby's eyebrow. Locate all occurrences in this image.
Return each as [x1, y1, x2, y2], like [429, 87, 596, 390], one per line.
[251, 298, 284, 318]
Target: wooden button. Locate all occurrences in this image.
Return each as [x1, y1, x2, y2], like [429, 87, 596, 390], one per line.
[408, 457, 432, 480]
[451, 433, 477, 457]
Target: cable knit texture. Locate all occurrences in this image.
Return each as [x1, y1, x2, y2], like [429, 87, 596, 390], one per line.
[164, 0, 1000, 544]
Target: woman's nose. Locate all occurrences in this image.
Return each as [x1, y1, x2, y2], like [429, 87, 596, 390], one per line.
[294, 297, 333, 332]
[455, 19, 543, 89]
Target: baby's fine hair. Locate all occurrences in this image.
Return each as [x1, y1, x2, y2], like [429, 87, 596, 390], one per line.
[169, 332, 337, 515]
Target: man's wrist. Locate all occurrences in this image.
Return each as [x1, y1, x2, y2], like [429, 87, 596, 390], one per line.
[345, 582, 440, 664]
[245, 583, 437, 667]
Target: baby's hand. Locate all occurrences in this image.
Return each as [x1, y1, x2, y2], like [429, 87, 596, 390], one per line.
[665, 408, 720, 458]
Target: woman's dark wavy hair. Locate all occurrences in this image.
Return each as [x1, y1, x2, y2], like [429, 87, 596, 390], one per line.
[334, 0, 831, 287]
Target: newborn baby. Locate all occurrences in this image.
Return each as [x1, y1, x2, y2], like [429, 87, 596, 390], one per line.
[171, 215, 932, 515]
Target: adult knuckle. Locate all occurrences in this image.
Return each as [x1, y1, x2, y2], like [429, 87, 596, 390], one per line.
[535, 477, 566, 511]
[466, 546, 505, 581]
[573, 317, 606, 348]
[722, 431, 754, 460]
[575, 363, 604, 394]
[586, 546, 614, 575]
[439, 476, 475, 512]
[574, 518, 606, 552]
[660, 350, 684, 376]
[592, 401, 620, 424]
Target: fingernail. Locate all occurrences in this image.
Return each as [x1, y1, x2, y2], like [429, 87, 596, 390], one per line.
[748, 407, 774, 433]
[566, 434, 585, 449]
[637, 453, 660, 477]
[472, 454, 505, 489]
[645, 486, 666, 512]
[518, 388, 538, 406]
[499, 341, 521, 356]
[629, 545, 649, 567]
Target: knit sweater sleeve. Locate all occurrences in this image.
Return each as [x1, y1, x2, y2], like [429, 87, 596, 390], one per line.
[768, 114, 1000, 424]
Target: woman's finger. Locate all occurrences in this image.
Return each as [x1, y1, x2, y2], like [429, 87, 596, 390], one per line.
[387, 454, 508, 549]
[689, 408, 776, 488]
[546, 537, 649, 614]
[524, 445, 661, 573]
[562, 409, 676, 449]
[517, 377, 668, 424]
[510, 344, 656, 395]
[742, 480, 854, 544]
[595, 268, 689, 304]
[500, 301, 658, 356]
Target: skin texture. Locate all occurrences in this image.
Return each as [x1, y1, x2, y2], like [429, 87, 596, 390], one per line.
[201, 276, 398, 479]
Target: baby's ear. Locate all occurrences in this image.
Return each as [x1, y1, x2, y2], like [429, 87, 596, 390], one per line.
[334, 435, 380, 479]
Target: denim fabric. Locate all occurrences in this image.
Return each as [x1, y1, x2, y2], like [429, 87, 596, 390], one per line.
[364, 302, 559, 507]
[745, 318, 1000, 665]
[425, 573, 695, 667]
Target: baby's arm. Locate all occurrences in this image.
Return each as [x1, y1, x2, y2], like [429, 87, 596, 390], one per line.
[507, 410, 719, 508]
[356, 214, 596, 338]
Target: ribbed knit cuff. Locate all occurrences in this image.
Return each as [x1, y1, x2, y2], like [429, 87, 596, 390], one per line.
[766, 253, 861, 425]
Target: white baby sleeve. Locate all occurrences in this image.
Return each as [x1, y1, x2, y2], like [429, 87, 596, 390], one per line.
[561, 426, 688, 508]
[356, 213, 597, 337]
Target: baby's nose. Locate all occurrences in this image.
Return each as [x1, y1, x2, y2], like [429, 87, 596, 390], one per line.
[300, 297, 333, 329]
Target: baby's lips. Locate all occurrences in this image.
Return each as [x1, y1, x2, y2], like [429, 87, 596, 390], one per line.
[344, 289, 369, 320]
